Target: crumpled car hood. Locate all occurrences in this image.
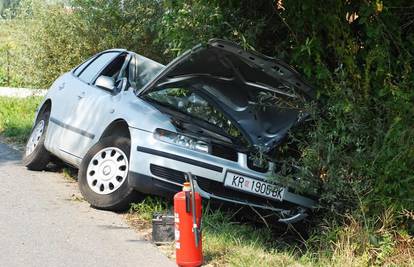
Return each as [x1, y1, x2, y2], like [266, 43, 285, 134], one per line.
[139, 39, 315, 151]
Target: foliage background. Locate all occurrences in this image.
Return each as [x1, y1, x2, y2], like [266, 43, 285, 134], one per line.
[0, 0, 413, 265]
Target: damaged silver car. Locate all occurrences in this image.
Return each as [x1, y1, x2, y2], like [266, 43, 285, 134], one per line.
[23, 39, 316, 223]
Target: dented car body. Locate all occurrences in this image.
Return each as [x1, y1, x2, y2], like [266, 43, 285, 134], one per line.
[24, 39, 316, 223]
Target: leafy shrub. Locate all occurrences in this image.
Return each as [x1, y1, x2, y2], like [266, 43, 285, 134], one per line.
[5, 0, 164, 88]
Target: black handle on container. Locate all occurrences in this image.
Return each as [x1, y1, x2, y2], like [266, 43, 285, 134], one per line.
[185, 191, 191, 213]
[187, 172, 200, 247]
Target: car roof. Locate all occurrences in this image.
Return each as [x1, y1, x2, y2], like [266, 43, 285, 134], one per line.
[101, 48, 128, 53]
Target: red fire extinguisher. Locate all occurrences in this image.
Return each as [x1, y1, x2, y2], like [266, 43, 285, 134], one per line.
[174, 172, 203, 267]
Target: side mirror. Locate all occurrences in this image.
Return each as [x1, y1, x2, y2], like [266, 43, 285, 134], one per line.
[95, 76, 115, 91]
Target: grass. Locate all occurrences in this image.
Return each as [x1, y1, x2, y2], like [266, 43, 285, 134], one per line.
[127, 196, 414, 267]
[126, 197, 308, 266]
[62, 167, 78, 182]
[0, 96, 43, 143]
[201, 208, 301, 266]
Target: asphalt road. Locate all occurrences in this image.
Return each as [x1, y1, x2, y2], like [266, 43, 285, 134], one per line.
[0, 142, 174, 267]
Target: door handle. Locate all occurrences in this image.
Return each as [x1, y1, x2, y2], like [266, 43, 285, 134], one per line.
[77, 91, 86, 99]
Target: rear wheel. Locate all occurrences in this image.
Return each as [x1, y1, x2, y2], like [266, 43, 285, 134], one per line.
[23, 111, 51, 170]
[78, 136, 137, 211]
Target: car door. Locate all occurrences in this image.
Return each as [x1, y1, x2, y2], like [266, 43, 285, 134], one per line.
[44, 54, 97, 158]
[57, 52, 130, 164]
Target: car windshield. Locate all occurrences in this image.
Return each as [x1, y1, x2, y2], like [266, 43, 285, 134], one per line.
[145, 87, 243, 140]
[130, 54, 165, 90]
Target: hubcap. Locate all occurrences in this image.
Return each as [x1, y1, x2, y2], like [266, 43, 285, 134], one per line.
[86, 147, 129, 195]
[25, 120, 45, 156]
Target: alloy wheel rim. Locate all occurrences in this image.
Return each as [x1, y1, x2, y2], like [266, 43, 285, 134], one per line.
[86, 147, 128, 195]
[25, 120, 45, 156]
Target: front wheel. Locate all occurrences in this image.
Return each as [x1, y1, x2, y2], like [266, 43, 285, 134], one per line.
[78, 136, 137, 211]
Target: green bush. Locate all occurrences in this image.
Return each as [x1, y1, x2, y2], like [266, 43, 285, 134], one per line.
[0, 20, 23, 86]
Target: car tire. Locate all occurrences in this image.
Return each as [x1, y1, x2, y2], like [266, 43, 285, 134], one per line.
[22, 111, 51, 170]
[78, 136, 137, 211]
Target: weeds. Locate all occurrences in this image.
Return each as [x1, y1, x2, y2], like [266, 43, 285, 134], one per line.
[62, 167, 77, 182]
[129, 197, 171, 222]
[0, 96, 42, 143]
[126, 196, 413, 266]
[70, 193, 84, 202]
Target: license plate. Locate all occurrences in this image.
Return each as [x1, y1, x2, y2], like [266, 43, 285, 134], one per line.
[224, 171, 286, 201]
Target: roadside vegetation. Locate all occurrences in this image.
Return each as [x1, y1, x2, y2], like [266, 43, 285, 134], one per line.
[128, 196, 413, 266]
[129, 197, 302, 266]
[0, 0, 413, 266]
[0, 96, 42, 143]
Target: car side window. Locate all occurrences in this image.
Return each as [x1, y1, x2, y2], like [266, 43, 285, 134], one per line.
[73, 56, 95, 76]
[97, 53, 128, 82]
[78, 52, 119, 84]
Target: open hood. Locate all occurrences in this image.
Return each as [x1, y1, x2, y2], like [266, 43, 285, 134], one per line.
[139, 39, 315, 151]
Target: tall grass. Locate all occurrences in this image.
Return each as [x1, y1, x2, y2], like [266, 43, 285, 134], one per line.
[0, 96, 42, 143]
[128, 196, 414, 266]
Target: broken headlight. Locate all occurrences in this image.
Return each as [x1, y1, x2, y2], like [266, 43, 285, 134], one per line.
[154, 128, 210, 154]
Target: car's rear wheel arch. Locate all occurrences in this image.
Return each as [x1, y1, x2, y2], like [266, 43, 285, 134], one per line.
[35, 99, 52, 123]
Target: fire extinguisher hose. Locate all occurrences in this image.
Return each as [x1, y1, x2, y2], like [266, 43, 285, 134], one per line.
[187, 172, 200, 247]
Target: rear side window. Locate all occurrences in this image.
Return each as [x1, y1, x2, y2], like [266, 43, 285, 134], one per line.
[73, 56, 95, 76]
[78, 52, 119, 84]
